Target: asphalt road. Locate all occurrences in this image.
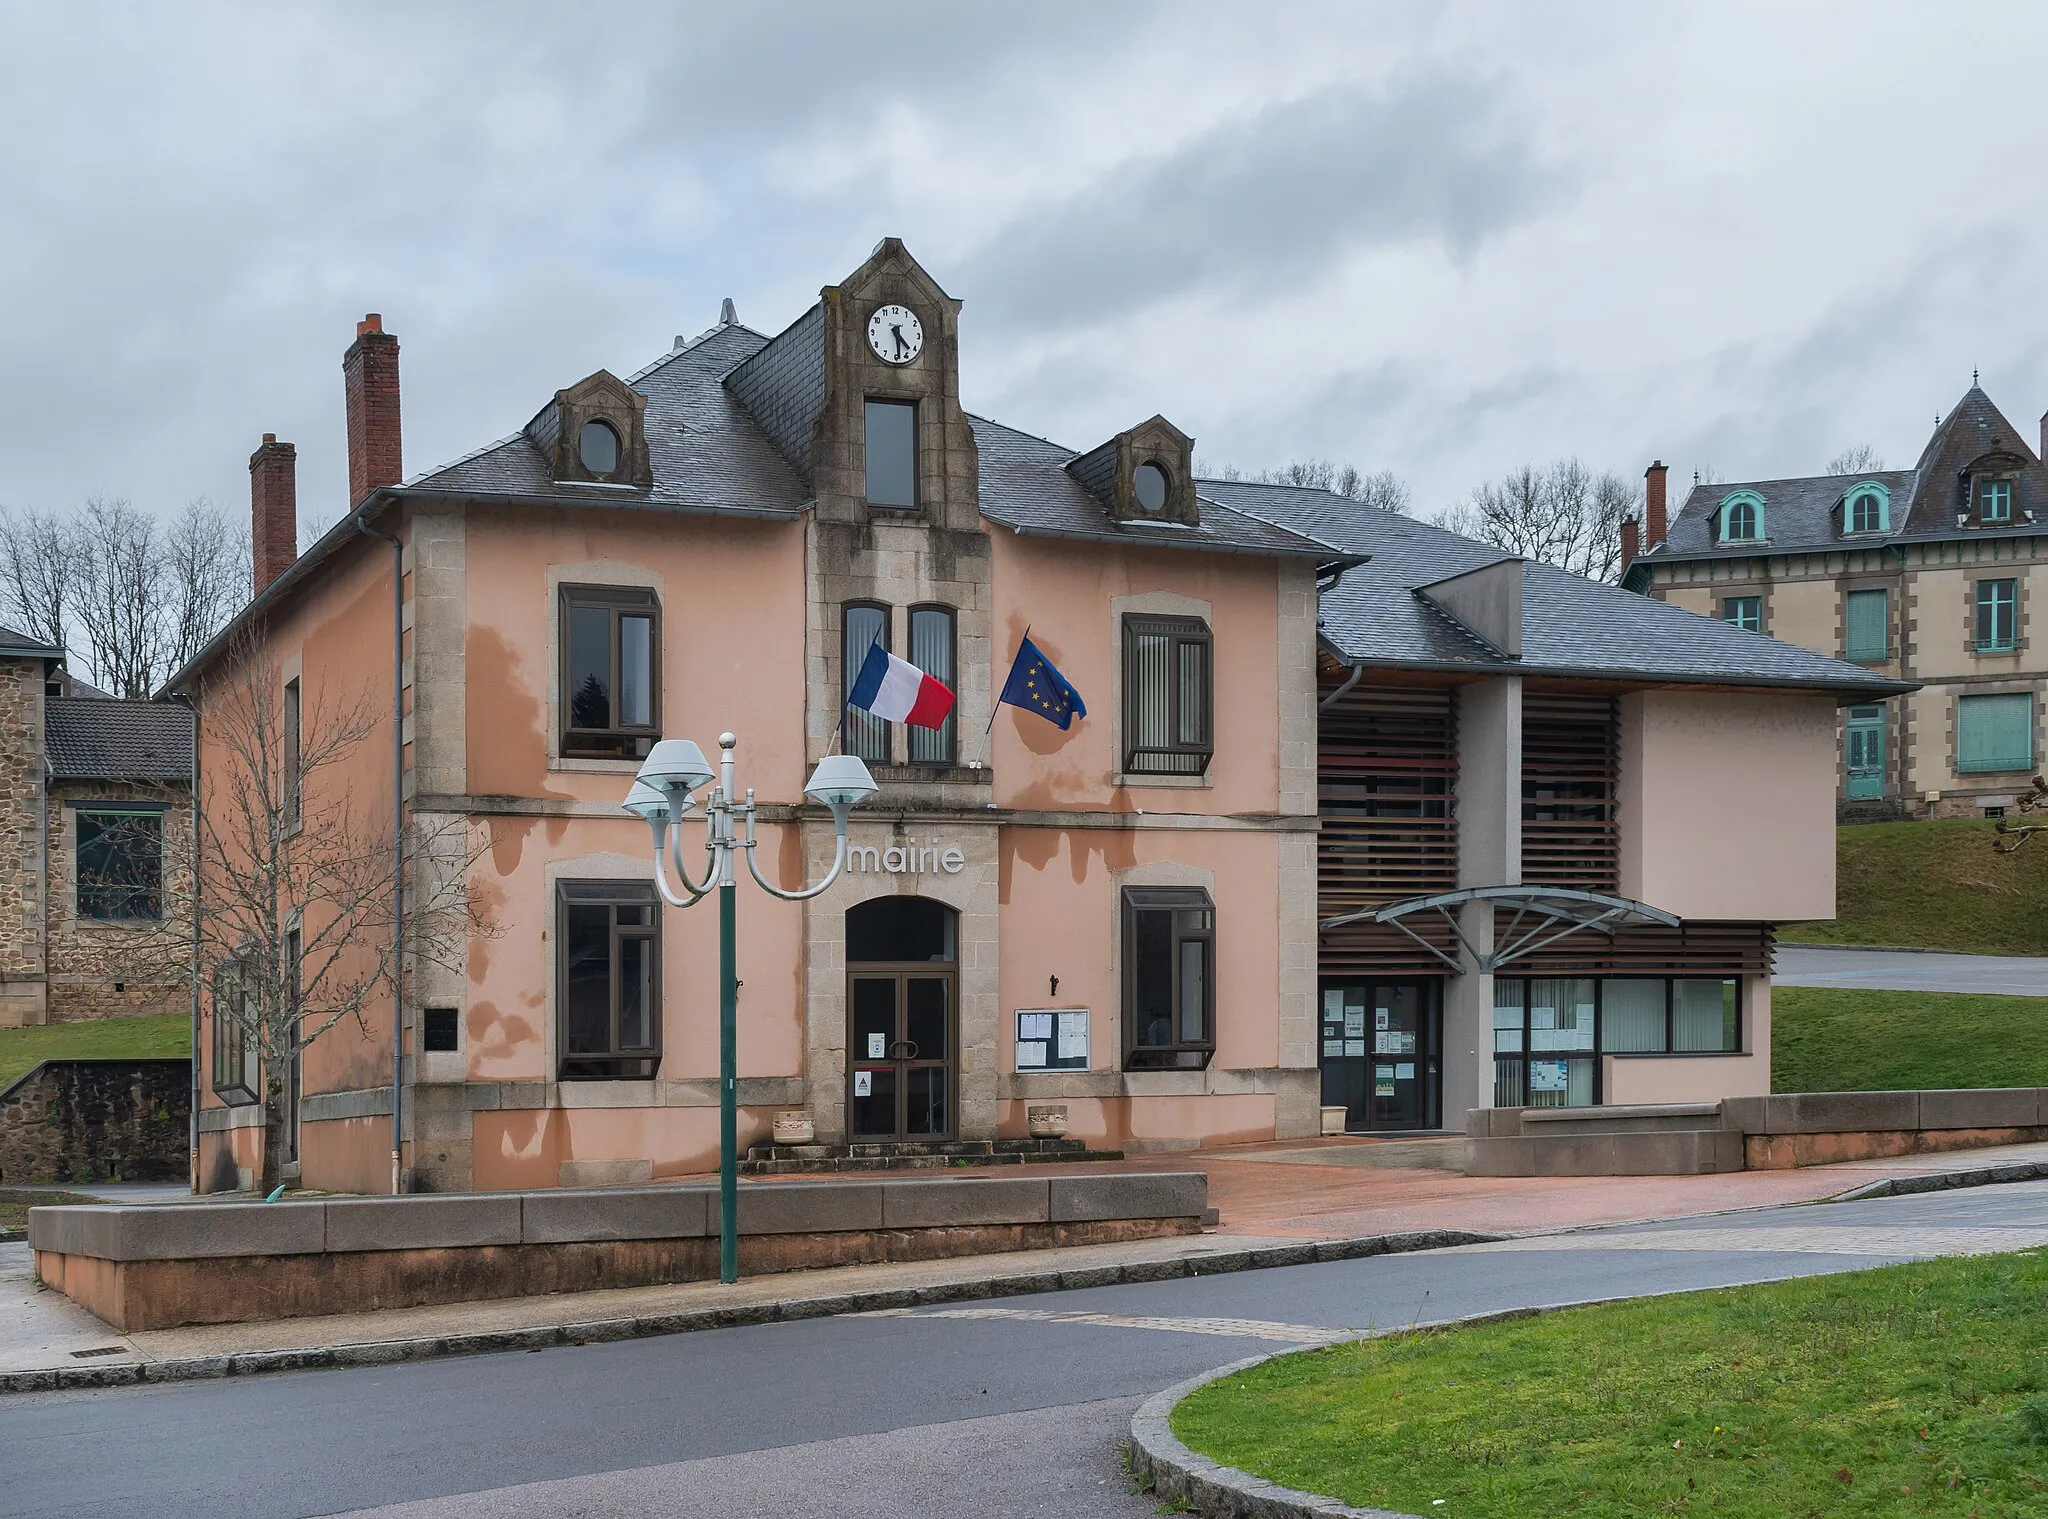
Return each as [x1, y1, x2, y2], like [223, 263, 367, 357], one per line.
[1774, 943, 2048, 995]
[6, 1181, 2048, 1519]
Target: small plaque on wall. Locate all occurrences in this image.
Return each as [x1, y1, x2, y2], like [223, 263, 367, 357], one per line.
[1016, 1009, 1090, 1072]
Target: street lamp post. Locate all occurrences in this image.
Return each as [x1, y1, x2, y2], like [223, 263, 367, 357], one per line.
[624, 733, 877, 1284]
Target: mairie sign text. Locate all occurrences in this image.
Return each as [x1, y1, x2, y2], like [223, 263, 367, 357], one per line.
[849, 842, 966, 874]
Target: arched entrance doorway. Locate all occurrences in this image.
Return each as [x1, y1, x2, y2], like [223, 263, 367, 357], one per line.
[846, 896, 956, 1140]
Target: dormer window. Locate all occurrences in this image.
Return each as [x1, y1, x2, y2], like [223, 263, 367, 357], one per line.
[1133, 462, 1170, 514]
[579, 419, 620, 475]
[1845, 484, 1888, 534]
[1717, 490, 1765, 544]
[1979, 477, 2014, 523]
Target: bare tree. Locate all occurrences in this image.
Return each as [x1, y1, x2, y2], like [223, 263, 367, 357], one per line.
[0, 506, 73, 649]
[194, 637, 494, 1193]
[1195, 457, 1413, 513]
[1434, 457, 1636, 582]
[1992, 775, 2048, 853]
[1826, 444, 1884, 475]
[166, 498, 251, 671]
[72, 498, 164, 699]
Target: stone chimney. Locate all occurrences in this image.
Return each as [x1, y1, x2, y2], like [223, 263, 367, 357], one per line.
[1644, 460, 1669, 548]
[1620, 515, 1639, 576]
[343, 313, 402, 508]
[249, 433, 298, 593]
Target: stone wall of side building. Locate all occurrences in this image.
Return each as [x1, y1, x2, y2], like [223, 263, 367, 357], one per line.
[0, 659, 47, 1028]
[40, 781, 193, 1023]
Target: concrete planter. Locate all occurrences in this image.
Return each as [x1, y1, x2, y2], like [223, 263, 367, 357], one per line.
[1026, 1104, 1068, 1139]
[771, 1111, 815, 1146]
[1320, 1105, 1348, 1136]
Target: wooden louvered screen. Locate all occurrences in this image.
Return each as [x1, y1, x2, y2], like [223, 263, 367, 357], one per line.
[1521, 693, 1618, 892]
[1318, 680, 1459, 977]
[1504, 917, 1773, 976]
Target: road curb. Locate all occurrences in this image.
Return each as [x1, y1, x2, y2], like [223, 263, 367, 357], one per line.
[0, 1226, 1495, 1396]
[1825, 1157, 2048, 1203]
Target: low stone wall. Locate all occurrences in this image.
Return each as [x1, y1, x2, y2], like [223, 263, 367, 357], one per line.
[1724, 1090, 2048, 1169]
[0, 1060, 189, 1186]
[31, 1171, 1207, 1331]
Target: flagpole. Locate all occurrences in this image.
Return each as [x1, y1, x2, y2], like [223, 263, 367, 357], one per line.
[974, 624, 1028, 769]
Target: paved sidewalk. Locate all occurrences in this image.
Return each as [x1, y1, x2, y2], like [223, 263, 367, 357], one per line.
[7, 1137, 2048, 1387]
[1775, 943, 2048, 995]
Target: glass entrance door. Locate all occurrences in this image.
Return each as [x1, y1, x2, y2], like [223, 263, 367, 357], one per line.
[848, 972, 952, 1139]
[1318, 980, 1441, 1131]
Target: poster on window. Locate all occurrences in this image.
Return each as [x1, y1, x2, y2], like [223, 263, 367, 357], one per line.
[1344, 1010, 1366, 1038]
[867, 1032, 887, 1059]
[1324, 990, 1345, 1019]
[1375, 1008, 1390, 1030]
[1374, 1065, 1396, 1097]
[1374, 1032, 1398, 1054]
[1344, 1038, 1366, 1057]
[854, 1070, 873, 1097]
[1529, 1059, 1569, 1093]
[1016, 1041, 1047, 1068]
[1323, 1039, 1344, 1058]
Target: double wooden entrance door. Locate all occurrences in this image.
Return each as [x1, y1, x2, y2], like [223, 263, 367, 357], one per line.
[848, 969, 953, 1140]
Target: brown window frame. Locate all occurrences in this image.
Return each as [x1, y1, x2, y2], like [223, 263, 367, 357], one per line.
[906, 602, 956, 767]
[555, 879, 662, 1081]
[559, 584, 661, 761]
[842, 600, 892, 766]
[1122, 886, 1216, 1071]
[283, 677, 302, 831]
[74, 805, 165, 923]
[1121, 614, 1213, 776]
[864, 397, 918, 510]
[210, 959, 260, 1105]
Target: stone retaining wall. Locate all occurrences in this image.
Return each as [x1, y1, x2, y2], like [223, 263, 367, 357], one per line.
[0, 1059, 189, 1186]
[31, 1171, 1207, 1331]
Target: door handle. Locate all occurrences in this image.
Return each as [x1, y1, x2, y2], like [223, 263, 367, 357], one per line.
[890, 1040, 918, 1061]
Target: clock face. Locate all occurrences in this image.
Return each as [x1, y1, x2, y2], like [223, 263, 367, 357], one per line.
[866, 304, 924, 365]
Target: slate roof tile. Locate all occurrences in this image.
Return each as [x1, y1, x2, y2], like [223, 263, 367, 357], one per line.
[45, 697, 194, 781]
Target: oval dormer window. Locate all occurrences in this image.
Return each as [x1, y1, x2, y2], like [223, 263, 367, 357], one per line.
[579, 419, 621, 475]
[1134, 461, 1170, 514]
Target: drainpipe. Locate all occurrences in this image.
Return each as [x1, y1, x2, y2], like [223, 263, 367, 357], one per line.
[181, 692, 200, 1192]
[1318, 663, 1366, 712]
[355, 500, 405, 1196]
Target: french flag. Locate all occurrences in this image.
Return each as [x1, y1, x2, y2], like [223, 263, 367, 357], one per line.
[847, 641, 955, 729]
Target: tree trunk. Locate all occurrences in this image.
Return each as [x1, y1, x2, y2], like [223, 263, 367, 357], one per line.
[260, 1077, 286, 1196]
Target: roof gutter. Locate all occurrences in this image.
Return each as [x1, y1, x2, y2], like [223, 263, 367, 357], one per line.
[998, 518, 1357, 570]
[353, 501, 407, 1198]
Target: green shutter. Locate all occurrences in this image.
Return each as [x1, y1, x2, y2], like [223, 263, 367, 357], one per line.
[1843, 589, 1887, 662]
[1957, 693, 2035, 773]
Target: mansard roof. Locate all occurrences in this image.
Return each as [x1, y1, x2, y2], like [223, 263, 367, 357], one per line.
[1212, 480, 1910, 698]
[1645, 385, 2048, 565]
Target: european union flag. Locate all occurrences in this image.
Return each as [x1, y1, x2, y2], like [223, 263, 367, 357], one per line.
[999, 636, 1087, 730]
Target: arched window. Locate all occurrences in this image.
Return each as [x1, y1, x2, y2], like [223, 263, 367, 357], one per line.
[843, 602, 891, 765]
[1718, 491, 1765, 544]
[1845, 483, 1889, 534]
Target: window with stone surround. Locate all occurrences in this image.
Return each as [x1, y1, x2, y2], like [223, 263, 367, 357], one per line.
[1122, 614, 1212, 775]
[864, 399, 916, 509]
[75, 806, 162, 922]
[559, 584, 660, 760]
[1122, 887, 1214, 1070]
[843, 601, 891, 765]
[1975, 578, 2018, 653]
[556, 879, 661, 1080]
[1721, 595, 1762, 632]
[907, 604, 955, 765]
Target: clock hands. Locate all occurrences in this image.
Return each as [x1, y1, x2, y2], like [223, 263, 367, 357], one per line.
[890, 322, 910, 360]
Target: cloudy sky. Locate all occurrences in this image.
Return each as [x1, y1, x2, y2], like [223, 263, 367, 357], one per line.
[4, 1, 2046, 531]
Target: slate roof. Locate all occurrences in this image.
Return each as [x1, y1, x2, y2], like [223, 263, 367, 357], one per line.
[1207, 479, 1911, 697]
[1644, 385, 2048, 566]
[408, 321, 809, 518]
[975, 418, 1341, 560]
[0, 623, 61, 658]
[44, 697, 194, 781]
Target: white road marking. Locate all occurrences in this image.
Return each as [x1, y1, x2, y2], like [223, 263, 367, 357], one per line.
[1468, 1225, 2048, 1258]
[861, 1306, 1350, 1342]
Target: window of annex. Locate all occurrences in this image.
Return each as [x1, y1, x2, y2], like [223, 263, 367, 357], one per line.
[1975, 578, 2019, 654]
[1491, 977, 1740, 1107]
[1122, 887, 1214, 1070]
[1844, 483, 1889, 535]
[557, 879, 660, 1080]
[210, 960, 260, 1104]
[1717, 491, 1765, 544]
[1122, 614, 1212, 776]
[864, 399, 917, 510]
[560, 584, 659, 761]
[1721, 595, 1762, 632]
[1844, 588, 1888, 662]
[75, 806, 164, 922]
[1957, 691, 2034, 775]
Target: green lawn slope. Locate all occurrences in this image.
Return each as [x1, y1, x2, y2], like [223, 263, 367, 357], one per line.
[0, 1013, 190, 1095]
[1781, 819, 2048, 954]
[1772, 986, 2048, 1092]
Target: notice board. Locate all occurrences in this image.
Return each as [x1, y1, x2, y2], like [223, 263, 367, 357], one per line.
[1014, 1008, 1090, 1072]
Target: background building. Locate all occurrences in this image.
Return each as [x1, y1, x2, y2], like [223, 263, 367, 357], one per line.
[1625, 386, 2048, 819]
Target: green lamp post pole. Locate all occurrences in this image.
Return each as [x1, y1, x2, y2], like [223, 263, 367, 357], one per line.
[625, 733, 877, 1288]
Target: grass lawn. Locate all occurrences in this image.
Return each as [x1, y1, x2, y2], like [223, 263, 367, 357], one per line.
[1172, 1250, 2048, 1518]
[0, 1013, 190, 1095]
[1771, 986, 2048, 1093]
[0, 1188, 105, 1232]
[1783, 820, 2048, 954]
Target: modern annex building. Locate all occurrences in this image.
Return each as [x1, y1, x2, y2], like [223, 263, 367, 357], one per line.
[178, 243, 1903, 1192]
[1625, 385, 2048, 818]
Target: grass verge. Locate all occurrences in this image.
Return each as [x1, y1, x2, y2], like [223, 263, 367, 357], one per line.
[1783, 820, 2048, 954]
[0, 1188, 105, 1232]
[1772, 986, 2048, 1092]
[1172, 1250, 2048, 1518]
[0, 1013, 190, 1095]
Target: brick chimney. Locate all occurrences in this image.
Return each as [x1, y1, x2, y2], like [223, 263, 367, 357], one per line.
[2039, 408, 2047, 465]
[1644, 459, 1669, 548]
[1620, 515, 1639, 576]
[249, 433, 298, 593]
[343, 313, 402, 508]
